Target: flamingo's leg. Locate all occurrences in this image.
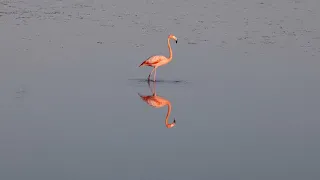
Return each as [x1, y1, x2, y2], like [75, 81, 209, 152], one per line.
[152, 80, 157, 95]
[148, 68, 155, 81]
[147, 80, 152, 93]
[153, 68, 157, 82]
[148, 80, 156, 95]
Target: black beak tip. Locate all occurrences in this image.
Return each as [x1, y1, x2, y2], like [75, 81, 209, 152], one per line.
[176, 40, 178, 43]
[173, 119, 176, 123]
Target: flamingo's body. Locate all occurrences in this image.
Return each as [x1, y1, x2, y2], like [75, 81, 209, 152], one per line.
[139, 34, 178, 82]
[138, 82, 176, 128]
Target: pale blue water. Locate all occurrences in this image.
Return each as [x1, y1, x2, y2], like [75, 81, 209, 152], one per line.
[1, 0, 320, 179]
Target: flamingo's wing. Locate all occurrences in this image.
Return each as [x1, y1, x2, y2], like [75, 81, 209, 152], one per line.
[144, 55, 165, 65]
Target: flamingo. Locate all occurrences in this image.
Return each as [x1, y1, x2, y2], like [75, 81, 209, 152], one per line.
[138, 81, 176, 128]
[139, 34, 178, 82]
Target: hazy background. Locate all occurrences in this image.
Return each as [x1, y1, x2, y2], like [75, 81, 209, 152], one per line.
[1, 0, 320, 179]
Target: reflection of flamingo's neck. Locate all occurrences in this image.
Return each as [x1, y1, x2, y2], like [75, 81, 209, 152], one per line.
[167, 38, 172, 61]
[165, 103, 176, 128]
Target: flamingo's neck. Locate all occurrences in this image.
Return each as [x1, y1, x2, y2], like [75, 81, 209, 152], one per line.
[165, 103, 171, 125]
[167, 38, 172, 61]
[165, 103, 175, 128]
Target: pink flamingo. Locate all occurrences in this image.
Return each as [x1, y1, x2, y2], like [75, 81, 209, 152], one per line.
[138, 81, 176, 128]
[139, 34, 178, 82]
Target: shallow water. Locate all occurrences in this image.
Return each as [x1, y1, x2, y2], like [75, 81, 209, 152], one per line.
[1, 0, 320, 179]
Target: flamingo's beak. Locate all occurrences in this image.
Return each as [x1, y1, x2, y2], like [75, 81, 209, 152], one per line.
[176, 39, 178, 43]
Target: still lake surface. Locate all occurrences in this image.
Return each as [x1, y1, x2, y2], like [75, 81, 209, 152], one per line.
[1, 0, 320, 179]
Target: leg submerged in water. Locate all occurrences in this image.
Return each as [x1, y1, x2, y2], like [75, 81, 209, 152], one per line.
[148, 68, 155, 81]
[153, 68, 157, 82]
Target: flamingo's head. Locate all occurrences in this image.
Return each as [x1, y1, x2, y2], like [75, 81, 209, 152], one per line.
[166, 118, 176, 128]
[169, 34, 178, 43]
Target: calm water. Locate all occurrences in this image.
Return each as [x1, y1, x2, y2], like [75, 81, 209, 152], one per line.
[1, 0, 320, 179]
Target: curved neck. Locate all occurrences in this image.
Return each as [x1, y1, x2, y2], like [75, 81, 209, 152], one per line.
[165, 103, 175, 128]
[165, 103, 171, 126]
[167, 38, 172, 61]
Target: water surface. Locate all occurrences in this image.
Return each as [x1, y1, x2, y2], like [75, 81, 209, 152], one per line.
[1, 0, 320, 179]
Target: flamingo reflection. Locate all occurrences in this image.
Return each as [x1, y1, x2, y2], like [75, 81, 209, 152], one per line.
[138, 81, 176, 128]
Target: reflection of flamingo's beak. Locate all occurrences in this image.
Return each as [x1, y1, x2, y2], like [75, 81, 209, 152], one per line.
[166, 118, 176, 128]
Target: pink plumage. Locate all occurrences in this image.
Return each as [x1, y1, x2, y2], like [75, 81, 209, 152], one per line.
[138, 34, 178, 81]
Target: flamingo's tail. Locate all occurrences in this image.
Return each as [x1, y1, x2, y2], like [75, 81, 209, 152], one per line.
[138, 93, 149, 101]
[139, 61, 146, 67]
